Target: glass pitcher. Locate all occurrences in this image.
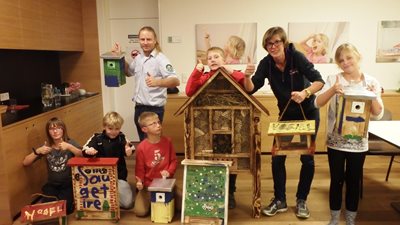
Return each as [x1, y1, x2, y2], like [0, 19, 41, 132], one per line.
[41, 83, 53, 107]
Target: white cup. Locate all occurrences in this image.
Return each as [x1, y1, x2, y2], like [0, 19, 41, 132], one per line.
[78, 89, 86, 96]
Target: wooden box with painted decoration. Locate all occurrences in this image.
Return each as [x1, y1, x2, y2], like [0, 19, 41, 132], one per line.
[148, 178, 176, 223]
[335, 87, 376, 141]
[20, 195, 67, 225]
[100, 52, 126, 87]
[67, 157, 120, 222]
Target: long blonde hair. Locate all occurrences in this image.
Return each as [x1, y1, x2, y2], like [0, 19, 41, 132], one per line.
[334, 43, 361, 67]
[226, 35, 245, 58]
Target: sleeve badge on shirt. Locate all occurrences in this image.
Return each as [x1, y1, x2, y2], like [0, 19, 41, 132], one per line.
[166, 64, 174, 73]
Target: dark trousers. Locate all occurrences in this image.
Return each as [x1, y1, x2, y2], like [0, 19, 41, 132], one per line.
[42, 181, 74, 215]
[271, 108, 319, 202]
[229, 174, 237, 194]
[134, 104, 165, 141]
[272, 154, 314, 201]
[328, 148, 366, 211]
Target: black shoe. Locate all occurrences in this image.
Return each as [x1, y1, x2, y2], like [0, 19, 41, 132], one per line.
[228, 193, 236, 209]
[262, 198, 288, 216]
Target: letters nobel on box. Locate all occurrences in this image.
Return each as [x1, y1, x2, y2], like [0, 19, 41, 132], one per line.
[67, 157, 120, 221]
[20, 200, 67, 225]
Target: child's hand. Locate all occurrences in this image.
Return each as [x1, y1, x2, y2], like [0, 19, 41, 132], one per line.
[244, 56, 255, 78]
[367, 83, 377, 93]
[84, 147, 98, 155]
[125, 144, 134, 156]
[160, 170, 170, 179]
[37, 141, 52, 155]
[204, 33, 210, 40]
[136, 176, 143, 190]
[331, 75, 344, 95]
[196, 59, 204, 72]
[59, 140, 71, 151]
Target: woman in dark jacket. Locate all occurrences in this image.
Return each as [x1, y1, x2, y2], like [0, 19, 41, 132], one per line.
[244, 26, 324, 219]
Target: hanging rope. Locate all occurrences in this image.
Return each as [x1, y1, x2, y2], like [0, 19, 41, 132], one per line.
[278, 99, 307, 121]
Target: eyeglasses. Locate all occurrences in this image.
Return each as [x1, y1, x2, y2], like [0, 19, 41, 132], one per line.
[145, 121, 161, 127]
[266, 40, 283, 49]
[49, 127, 62, 132]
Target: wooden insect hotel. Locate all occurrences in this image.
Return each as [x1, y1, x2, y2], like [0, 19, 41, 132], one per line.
[335, 86, 376, 143]
[175, 68, 269, 218]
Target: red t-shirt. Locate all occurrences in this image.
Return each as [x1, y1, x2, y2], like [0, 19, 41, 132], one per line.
[185, 67, 245, 97]
[135, 136, 177, 187]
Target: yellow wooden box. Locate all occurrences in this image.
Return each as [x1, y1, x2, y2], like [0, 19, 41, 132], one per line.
[149, 178, 176, 223]
[151, 199, 175, 223]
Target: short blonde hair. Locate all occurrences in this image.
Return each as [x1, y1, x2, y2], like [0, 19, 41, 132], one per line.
[206, 46, 225, 59]
[138, 111, 159, 128]
[262, 26, 289, 51]
[103, 111, 124, 128]
[226, 35, 245, 58]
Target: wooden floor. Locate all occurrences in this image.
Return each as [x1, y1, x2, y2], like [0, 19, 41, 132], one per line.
[13, 155, 400, 225]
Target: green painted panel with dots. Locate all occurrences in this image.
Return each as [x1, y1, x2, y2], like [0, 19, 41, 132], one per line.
[181, 159, 231, 225]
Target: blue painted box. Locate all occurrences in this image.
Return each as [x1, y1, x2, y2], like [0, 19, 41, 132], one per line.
[100, 52, 126, 87]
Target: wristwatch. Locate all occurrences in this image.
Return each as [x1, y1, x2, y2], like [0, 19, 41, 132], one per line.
[304, 88, 312, 98]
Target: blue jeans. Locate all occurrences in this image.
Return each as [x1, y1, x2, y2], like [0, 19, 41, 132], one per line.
[134, 104, 164, 141]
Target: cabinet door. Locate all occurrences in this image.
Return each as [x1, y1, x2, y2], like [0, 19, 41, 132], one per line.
[0, 0, 83, 51]
[2, 117, 48, 217]
[41, 0, 84, 51]
[19, 0, 43, 49]
[0, 1, 23, 49]
[62, 95, 103, 145]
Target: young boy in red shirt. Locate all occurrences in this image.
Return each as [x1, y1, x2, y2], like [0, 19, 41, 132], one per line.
[185, 46, 255, 209]
[134, 111, 178, 216]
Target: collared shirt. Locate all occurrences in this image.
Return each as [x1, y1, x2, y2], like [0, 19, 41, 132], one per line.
[128, 49, 177, 107]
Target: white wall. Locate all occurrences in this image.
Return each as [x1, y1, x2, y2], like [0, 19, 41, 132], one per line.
[159, 0, 400, 92]
[97, 0, 159, 141]
[98, 0, 400, 141]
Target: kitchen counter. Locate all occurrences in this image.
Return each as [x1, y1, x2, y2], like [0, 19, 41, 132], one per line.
[1, 92, 99, 127]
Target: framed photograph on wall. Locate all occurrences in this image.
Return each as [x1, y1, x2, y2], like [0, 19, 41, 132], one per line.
[288, 22, 350, 64]
[195, 23, 257, 65]
[376, 20, 400, 63]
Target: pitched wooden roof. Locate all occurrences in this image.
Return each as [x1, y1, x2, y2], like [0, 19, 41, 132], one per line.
[174, 67, 270, 116]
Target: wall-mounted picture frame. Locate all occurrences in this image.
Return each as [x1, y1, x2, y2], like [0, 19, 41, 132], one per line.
[376, 20, 400, 63]
[288, 22, 350, 64]
[195, 23, 257, 65]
